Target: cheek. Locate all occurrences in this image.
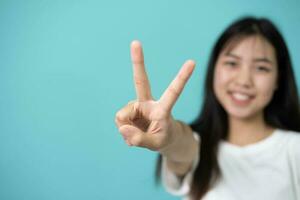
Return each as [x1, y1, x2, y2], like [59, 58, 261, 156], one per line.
[213, 67, 232, 103]
[214, 67, 231, 92]
[255, 77, 277, 103]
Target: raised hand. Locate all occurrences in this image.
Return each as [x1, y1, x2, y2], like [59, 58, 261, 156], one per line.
[115, 40, 195, 151]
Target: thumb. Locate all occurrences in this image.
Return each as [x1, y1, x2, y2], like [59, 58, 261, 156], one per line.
[119, 125, 155, 149]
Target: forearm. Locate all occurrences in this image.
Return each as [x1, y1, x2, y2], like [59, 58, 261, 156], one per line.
[160, 120, 199, 176]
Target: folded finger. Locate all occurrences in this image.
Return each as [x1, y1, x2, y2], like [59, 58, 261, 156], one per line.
[115, 102, 136, 128]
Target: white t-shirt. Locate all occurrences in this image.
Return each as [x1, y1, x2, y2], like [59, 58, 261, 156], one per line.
[162, 129, 300, 200]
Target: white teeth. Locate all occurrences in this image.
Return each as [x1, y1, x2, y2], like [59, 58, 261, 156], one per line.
[232, 93, 250, 100]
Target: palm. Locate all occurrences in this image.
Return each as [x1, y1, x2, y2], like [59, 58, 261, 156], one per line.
[116, 41, 195, 151]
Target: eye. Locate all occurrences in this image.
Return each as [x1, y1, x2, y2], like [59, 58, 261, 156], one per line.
[256, 66, 270, 72]
[224, 61, 237, 67]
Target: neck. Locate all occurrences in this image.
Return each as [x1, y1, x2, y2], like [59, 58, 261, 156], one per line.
[227, 113, 275, 146]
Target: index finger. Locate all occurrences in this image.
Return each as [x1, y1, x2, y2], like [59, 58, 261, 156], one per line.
[159, 60, 195, 113]
[131, 40, 152, 101]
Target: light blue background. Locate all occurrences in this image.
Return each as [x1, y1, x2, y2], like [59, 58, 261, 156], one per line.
[1, 0, 299, 199]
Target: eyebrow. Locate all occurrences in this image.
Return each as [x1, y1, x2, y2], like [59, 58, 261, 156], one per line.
[225, 52, 273, 65]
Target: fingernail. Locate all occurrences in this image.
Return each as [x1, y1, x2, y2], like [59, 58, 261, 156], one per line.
[122, 135, 128, 140]
[125, 139, 132, 146]
[121, 127, 131, 137]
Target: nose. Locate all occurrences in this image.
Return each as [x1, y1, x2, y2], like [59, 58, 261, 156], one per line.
[234, 66, 253, 88]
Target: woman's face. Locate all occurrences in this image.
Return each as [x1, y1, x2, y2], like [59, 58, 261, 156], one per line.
[213, 35, 278, 120]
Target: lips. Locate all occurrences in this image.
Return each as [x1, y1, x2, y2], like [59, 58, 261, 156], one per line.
[228, 91, 255, 106]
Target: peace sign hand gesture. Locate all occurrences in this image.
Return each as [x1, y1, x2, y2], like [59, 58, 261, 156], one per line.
[115, 41, 195, 153]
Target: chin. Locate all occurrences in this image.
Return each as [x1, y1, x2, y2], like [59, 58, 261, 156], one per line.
[226, 107, 260, 120]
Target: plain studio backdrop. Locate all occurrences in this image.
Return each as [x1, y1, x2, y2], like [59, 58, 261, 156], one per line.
[0, 0, 299, 199]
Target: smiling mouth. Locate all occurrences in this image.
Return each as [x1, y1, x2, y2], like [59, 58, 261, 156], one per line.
[228, 91, 255, 106]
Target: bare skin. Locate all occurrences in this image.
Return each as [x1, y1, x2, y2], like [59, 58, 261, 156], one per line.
[228, 113, 275, 146]
[115, 41, 199, 176]
[116, 36, 278, 178]
[214, 35, 278, 146]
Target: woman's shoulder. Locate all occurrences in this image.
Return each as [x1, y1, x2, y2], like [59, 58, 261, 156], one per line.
[278, 128, 300, 141]
[277, 128, 300, 157]
[279, 129, 300, 182]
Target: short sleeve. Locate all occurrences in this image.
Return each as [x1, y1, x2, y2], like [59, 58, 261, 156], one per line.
[161, 132, 200, 196]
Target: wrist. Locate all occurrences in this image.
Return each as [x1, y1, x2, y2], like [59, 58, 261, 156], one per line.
[159, 119, 197, 163]
[158, 119, 183, 155]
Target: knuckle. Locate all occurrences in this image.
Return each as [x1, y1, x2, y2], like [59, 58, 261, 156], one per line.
[116, 105, 132, 121]
[114, 118, 120, 126]
[131, 135, 142, 146]
[115, 111, 124, 121]
[133, 101, 141, 111]
[134, 75, 145, 86]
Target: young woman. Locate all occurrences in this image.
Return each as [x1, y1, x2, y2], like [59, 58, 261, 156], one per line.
[115, 16, 300, 200]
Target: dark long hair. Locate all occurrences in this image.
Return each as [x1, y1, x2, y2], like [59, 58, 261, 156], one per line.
[156, 16, 300, 199]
